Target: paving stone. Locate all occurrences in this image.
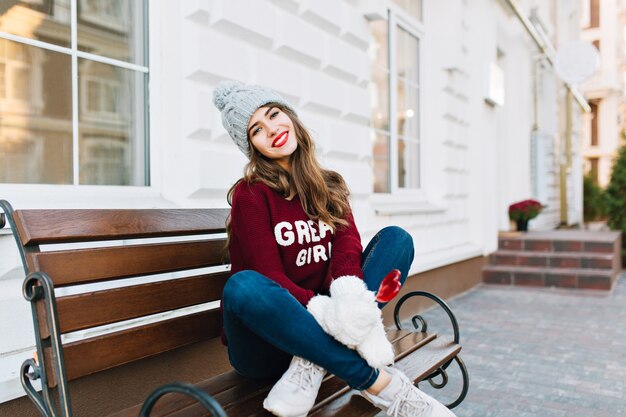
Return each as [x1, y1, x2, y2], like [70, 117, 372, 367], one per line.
[402, 272, 626, 417]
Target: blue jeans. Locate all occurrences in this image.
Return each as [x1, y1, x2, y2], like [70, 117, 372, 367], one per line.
[222, 226, 414, 390]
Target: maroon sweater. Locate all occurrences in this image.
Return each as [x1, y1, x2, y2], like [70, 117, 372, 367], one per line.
[229, 180, 364, 305]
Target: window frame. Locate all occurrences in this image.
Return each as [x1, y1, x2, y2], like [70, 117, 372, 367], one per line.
[0, 0, 153, 199]
[0, 0, 153, 188]
[371, 6, 425, 198]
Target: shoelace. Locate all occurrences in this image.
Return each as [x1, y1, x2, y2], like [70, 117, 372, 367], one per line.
[288, 359, 323, 391]
[386, 378, 430, 417]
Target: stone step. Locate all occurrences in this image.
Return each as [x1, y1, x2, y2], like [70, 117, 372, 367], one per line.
[497, 230, 621, 254]
[499, 237, 617, 253]
[490, 250, 615, 270]
[482, 265, 616, 290]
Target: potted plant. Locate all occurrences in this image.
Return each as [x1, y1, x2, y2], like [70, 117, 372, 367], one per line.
[508, 199, 545, 231]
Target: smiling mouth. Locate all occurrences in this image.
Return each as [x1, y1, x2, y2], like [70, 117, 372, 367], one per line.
[272, 131, 289, 148]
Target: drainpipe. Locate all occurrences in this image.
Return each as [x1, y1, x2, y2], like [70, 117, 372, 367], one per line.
[560, 90, 573, 224]
[504, 0, 590, 225]
[504, 0, 590, 112]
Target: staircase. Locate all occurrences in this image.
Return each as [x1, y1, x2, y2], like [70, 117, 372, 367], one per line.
[483, 231, 622, 290]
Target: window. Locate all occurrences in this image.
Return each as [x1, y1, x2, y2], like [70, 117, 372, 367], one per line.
[486, 48, 505, 106]
[80, 0, 129, 33]
[369, 9, 422, 193]
[590, 100, 599, 147]
[0, 1, 148, 186]
[589, 0, 600, 28]
[0, 41, 35, 103]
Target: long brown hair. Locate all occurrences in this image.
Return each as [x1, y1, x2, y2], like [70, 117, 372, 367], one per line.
[226, 103, 351, 246]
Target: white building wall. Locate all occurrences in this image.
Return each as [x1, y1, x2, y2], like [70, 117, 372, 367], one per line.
[156, 0, 486, 270]
[494, 8, 536, 231]
[0, 0, 583, 403]
[159, 0, 373, 210]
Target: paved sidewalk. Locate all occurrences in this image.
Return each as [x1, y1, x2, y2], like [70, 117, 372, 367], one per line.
[416, 272, 626, 417]
[3, 274, 624, 416]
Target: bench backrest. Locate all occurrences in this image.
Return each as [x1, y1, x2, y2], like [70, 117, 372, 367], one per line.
[8, 206, 230, 388]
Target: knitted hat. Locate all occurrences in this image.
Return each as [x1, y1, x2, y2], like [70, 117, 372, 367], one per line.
[213, 80, 296, 157]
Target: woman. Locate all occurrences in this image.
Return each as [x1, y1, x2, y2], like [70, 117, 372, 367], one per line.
[214, 81, 455, 417]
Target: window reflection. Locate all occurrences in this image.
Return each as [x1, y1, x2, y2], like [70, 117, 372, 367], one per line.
[396, 26, 419, 189]
[0, 39, 73, 184]
[397, 81, 419, 139]
[370, 19, 390, 192]
[0, 0, 71, 46]
[398, 138, 420, 188]
[78, 59, 146, 186]
[373, 132, 391, 193]
[78, 0, 145, 65]
[370, 20, 389, 131]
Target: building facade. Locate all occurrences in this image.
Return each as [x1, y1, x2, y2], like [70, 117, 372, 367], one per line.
[0, 0, 584, 403]
[580, 0, 626, 187]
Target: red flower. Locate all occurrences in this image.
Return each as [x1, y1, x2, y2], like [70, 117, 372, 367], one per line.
[508, 199, 545, 221]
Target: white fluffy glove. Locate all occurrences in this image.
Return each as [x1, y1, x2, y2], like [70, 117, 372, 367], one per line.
[307, 276, 394, 368]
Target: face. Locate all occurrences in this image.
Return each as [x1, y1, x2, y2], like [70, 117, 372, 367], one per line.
[248, 106, 298, 170]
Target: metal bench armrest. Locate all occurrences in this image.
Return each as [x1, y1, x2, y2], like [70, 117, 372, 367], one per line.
[393, 291, 460, 343]
[392, 291, 468, 409]
[139, 382, 227, 417]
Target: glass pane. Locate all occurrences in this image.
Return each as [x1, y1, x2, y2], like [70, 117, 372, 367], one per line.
[78, 59, 146, 185]
[396, 26, 419, 84]
[371, 66, 389, 131]
[370, 19, 390, 193]
[0, 39, 73, 184]
[397, 81, 419, 139]
[398, 138, 420, 189]
[77, 0, 147, 65]
[373, 132, 390, 193]
[0, 62, 5, 98]
[392, 0, 422, 21]
[0, 0, 71, 47]
[369, 20, 388, 70]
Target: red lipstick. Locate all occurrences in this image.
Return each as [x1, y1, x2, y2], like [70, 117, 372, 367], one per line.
[272, 131, 289, 148]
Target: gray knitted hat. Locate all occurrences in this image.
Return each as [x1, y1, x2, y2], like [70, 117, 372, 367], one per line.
[213, 80, 296, 157]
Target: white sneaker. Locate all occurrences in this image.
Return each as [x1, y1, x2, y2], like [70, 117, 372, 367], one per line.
[360, 368, 457, 417]
[263, 356, 327, 417]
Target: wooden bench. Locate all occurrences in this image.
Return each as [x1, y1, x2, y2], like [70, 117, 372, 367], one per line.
[0, 200, 468, 417]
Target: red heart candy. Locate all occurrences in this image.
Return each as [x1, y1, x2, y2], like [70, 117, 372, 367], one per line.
[375, 269, 401, 302]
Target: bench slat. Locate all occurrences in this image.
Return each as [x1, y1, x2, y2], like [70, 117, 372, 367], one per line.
[110, 375, 273, 417]
[14, 209, 230, 246]
[54, 272, 229, 334]
[29, 239, 227, 287]
[109, 330, 422, 417]
[111, 331, 453, 417]
[45, 309, 222, 387]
